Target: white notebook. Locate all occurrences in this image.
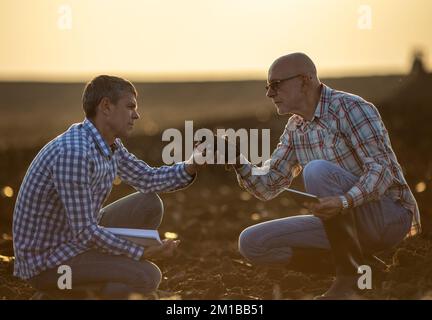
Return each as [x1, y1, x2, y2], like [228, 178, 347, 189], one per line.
[105, 227, 163, 247]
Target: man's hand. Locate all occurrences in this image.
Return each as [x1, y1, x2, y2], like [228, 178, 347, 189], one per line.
[185, 135, 242, 175]
[185, 140, 214, 175]
[212, 135, 242, 168]
[303, 196, 343, 220]
[141, 239, 180, 260]
[220, 135, 241, 165]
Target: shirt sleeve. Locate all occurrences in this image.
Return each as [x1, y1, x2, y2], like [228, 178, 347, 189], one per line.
[234, 124, 302, 201]
[341, 100, 396, 207]
[116, 140, 195, 193]
[51, 149, 145, 261]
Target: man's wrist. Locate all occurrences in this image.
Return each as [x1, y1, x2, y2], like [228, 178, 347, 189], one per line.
[339, 195, 349, 210]
[340, 193, 354, 210]
[184, 163, 198, 176]
[345, 193, 354, 207]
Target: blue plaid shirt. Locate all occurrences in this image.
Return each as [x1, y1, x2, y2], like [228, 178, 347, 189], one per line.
[13, 118, 194, 280]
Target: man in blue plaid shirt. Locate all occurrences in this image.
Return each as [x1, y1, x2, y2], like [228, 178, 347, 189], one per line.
[13, 75, 202, 299]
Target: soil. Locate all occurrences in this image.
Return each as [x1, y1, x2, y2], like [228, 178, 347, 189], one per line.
[1, 167, 431, 300]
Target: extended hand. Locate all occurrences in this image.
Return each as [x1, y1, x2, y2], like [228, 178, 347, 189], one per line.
[303, 196, 343, 220]
[142, 239, 180, 260]
[185, 140, 214, 175]
[215, 135, 242, 165]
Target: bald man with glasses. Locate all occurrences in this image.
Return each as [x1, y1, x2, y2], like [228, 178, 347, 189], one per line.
[231, 53, 420, 299]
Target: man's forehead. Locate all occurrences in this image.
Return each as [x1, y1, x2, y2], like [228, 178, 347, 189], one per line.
[268, 63, 292, 80]
[268, 54, 317, 81]
[119, 92, 137, 104]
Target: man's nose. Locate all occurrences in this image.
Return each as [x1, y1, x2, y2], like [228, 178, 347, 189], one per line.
[266, 87, 276, 98]
[133, 110, 140, 119]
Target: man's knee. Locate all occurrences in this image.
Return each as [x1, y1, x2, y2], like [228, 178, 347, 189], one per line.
[302, 159, 336, 187]
[133, 192, 164, 227]
[137, 192, 164, 213]
[239, 226, 297, 266]
[238, 227, 262, 264]
[303, 160, 332, 181]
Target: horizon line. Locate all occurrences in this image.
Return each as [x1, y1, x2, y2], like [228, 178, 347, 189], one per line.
[0, 66, 424, 83]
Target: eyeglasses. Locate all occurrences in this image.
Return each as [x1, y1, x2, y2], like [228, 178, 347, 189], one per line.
[265, 74, 302, 92]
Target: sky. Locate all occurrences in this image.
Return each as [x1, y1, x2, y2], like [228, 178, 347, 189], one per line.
[0, 0, 431, 81]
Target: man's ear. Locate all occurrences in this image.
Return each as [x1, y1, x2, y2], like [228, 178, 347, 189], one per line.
[98, 97, 112, 116]
[300, 74, 310, 92]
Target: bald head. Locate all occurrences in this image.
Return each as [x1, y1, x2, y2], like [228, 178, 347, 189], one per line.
[266, 53, 322, 119]
[269, 52, 319, 82]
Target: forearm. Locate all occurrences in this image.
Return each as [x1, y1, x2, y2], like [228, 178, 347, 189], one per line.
[234, 157, 299, 201]
[345, 162, 394, 208]
[77, 224, 145, 260]
[120, 162, 195, 193]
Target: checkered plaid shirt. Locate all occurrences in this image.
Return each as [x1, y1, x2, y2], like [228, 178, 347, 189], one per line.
[235, 84, 421, 237]
[13, 118, 194, 280]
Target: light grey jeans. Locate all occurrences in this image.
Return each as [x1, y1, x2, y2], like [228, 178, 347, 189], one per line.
[29, 192, 164, 299]
[238, 160, 413, 265]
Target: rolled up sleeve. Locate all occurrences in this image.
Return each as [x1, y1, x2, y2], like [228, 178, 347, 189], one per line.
[342, 101, 396, 207]
[116, 141, 195, 193]
[235, 125, 301, 201]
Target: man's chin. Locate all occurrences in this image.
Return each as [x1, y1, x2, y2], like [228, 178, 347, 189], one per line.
[276, 106, 289, 115]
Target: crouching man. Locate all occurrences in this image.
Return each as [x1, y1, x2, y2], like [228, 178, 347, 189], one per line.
[13, 75, 203, 299]
[232, 53, 420, 299]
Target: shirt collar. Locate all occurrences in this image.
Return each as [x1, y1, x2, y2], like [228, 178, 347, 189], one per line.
[312, 83, 332, 120]
[83, 118, 118, 158]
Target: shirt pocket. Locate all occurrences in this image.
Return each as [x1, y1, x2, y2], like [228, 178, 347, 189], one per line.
[322, 130, 359, 171]
[293, 129, 326, 164]
[322, 130, 341, 161]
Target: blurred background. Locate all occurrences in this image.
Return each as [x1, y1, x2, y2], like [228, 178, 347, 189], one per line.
[0, 0, 432, 299]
